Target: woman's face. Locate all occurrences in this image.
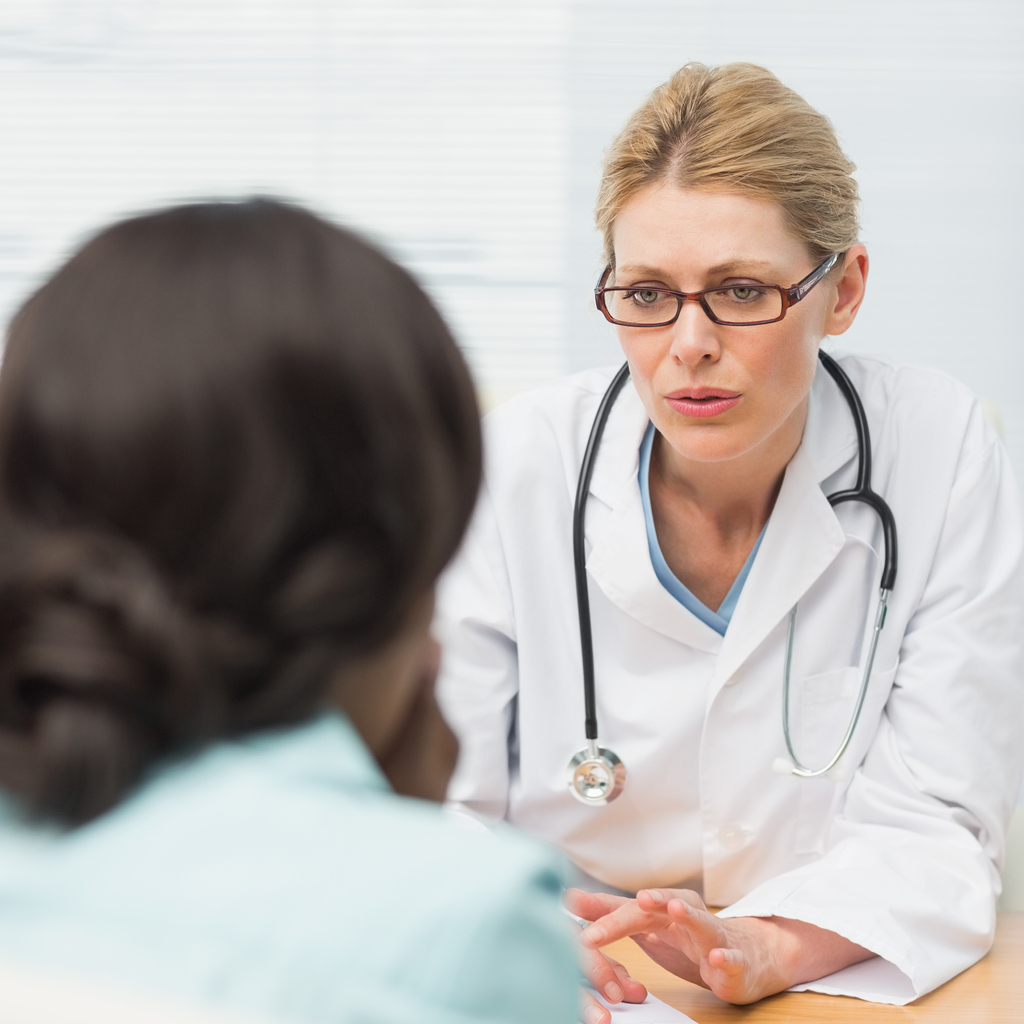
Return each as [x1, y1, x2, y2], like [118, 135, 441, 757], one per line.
[609, 184, 860, 468]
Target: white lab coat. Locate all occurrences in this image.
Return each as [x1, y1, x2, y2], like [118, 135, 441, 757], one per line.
[436, 351, 1024, 1004]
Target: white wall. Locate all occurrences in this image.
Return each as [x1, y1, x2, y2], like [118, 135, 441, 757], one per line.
[0, 0, 1021, 472]
[0, 0, 568, 394]
[565, 1, 1024, 491]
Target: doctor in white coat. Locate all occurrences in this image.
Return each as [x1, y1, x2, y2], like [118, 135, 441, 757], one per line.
[436, 62, 1024, 1018]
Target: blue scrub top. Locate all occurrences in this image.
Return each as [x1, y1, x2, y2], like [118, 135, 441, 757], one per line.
[639, 422, 765, 635]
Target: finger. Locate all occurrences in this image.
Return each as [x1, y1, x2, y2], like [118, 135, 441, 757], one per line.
[609, 960, 649, 1003]
[678, 889, 709, 912]
[580, 944, 626, 1003]
[631, 933, 707, 988]
[665, 898, 727, 959]
[580, 989, 610, 1024]
[563, 887, 631, 922]
[637, 888, 707, 914]
[580, 899, 670, 948]
[707, 946, 746, 977]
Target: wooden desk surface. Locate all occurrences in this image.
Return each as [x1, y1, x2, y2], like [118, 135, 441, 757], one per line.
[604, 912, 1024, 1022]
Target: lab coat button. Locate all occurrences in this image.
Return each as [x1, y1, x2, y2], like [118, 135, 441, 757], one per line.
[718, 824, 747, 850]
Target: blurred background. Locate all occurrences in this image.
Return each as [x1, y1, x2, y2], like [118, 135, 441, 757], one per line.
[0, 0, 1022, 482]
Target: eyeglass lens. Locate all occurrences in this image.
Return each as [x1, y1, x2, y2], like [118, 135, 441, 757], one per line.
[603, 285, 784, 326]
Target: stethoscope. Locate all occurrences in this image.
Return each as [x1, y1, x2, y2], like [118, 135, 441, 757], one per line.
[567, 350, 898, 805]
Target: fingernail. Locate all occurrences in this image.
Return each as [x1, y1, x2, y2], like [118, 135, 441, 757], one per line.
[646, 889, 664, 903]
[584, 926, 604, 943]
[584, 1007, 604, 1024]
[605, 981, 623, 1002]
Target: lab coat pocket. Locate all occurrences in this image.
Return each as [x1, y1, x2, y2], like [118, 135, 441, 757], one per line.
[792, 663, 898, 855]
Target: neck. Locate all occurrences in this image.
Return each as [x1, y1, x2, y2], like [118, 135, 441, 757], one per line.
[652, 397, 808, 540]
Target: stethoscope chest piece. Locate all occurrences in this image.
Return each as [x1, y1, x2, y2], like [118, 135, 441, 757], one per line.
[567, 352, 898, 799]
[567, 741, 625, 805]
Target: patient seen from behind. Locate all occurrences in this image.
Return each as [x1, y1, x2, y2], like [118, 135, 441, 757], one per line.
[0, 200, 577, 1023]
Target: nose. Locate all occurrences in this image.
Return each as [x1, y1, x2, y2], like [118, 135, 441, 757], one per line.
[668, 298, 721, 366]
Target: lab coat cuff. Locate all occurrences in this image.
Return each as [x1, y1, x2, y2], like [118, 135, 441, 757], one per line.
[715, 899, 919, 1004]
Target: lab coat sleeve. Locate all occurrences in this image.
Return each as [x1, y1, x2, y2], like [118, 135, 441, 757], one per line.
[718, 414, 1024, 1004]
[436, 482, 520, 822]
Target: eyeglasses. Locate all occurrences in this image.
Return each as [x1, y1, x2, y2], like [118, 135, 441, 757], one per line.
[595, 252, 841, 328]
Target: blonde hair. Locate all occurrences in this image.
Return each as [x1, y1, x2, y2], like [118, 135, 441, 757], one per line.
[596, 63, 859, 266]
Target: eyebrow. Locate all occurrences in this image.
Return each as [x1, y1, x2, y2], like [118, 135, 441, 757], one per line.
[615, 259, 778, 280]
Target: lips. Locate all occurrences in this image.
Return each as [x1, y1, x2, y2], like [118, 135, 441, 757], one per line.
[664, 387, 742, 419]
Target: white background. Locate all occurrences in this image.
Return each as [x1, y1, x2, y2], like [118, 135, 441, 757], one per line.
[0, 0, 1021, 474]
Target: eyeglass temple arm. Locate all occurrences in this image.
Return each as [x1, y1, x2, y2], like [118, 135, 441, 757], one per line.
[788, 252, 841, 303]
[599, 255, 840, 304]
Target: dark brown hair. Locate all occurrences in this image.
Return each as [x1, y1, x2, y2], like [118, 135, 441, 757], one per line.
[0, 198, 481, 825]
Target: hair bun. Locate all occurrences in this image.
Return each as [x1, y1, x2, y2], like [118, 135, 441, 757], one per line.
[0, 528, 237, 823]
[0, 198, 483, 825]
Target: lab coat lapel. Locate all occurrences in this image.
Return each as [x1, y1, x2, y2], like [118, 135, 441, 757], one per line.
[583, 357, 856, 665]
[709, 363, 856, 694]
[585, 376, 723, 655]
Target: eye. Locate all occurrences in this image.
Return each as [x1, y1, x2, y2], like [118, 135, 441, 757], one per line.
[728, 286, 764, 302]
[627, 288, 663, 305]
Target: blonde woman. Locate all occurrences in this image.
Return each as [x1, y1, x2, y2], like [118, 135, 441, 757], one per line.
[437, 63, 1023, 1018]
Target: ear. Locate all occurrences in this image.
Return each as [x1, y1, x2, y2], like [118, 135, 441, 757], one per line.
[823, 245, 869, 337]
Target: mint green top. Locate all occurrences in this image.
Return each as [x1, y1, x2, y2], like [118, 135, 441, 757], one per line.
[0, 713, 578, 1023]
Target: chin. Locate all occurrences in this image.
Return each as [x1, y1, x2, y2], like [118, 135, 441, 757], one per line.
[665, 429, 757, 464]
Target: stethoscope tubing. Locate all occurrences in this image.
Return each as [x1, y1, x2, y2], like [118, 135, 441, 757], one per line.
[571, 351, 898, 795]
[572, 360, 632, 741]
[780, 587, 890, 778]
[817, 351, 897, 591]
[778, 351, 897, 777]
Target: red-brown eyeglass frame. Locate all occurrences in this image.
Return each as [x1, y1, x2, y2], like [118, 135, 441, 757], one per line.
[594, 252, 842, 328]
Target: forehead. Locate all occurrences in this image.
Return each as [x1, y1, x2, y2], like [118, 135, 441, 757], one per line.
[611, 184, 808, 276]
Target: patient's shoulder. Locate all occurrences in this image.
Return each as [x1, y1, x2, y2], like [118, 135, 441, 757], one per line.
[0, 715, 578, 1023]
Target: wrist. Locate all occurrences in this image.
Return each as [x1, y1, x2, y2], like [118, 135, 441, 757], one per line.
[736, 915, 872, 991]
[729, 916, 803, 994]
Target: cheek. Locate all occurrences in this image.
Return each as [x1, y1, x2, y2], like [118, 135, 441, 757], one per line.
[616, 331, 663, 401]
[745, 324, 819, 416]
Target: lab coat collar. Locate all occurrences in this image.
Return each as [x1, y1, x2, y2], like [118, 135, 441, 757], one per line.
[581, 353, 859, 666]
[708, 442, 848, 692]
[710, 355, 861, 691]
[802, 349, 860, 485]
[586, 370, 649, 510]
[587, 478, 726, 654]
[585, 374, 724, 652]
